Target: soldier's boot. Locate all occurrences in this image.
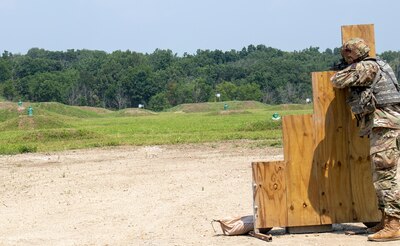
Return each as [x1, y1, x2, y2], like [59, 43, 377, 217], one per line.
[366, 210, 385, 234]
[368, 215, 400, 242]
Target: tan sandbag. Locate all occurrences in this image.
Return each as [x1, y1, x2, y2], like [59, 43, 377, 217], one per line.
[212, 215, 254, 236]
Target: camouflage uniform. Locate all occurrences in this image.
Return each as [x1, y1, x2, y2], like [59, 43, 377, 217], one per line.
[331, 60, 400, 219]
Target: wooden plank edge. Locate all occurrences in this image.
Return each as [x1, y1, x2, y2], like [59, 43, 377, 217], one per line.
[249, 231, 273, 242]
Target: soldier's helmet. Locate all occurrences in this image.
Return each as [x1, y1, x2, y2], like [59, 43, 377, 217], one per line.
[341, 38, 370, 64]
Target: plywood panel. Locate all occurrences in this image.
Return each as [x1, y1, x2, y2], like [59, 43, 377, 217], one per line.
[283, 114, 321, 226]
[312, 71, 353, 224]
[341, 24, 376, 57]
[252, 161, 287, 228]
[341, 24, 380, 222]
[347, 143, 380, 223]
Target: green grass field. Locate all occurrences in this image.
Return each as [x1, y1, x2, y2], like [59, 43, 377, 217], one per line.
[0, 101, 313, 154]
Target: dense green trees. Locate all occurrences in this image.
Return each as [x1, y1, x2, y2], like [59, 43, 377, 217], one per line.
[1, 46, 400, 111]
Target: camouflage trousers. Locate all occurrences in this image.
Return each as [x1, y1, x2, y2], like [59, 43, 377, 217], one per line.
[370, 127, 400, 219]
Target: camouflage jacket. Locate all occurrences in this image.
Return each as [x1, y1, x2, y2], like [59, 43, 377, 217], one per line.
[330, 59, 400, 136]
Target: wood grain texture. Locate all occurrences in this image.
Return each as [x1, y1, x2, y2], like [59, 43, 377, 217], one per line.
[341, 24, 380, 222]
[312, 71, 353, 224]
[252, 161, 287, 228]
[283, 114, 321, 226]
[341, 24, 376, 57]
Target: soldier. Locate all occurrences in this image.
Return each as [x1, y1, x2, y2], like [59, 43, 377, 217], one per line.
[331, 38, 400, 242]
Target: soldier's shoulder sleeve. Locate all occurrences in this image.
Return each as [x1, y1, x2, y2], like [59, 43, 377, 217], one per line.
[354, 60, 379, 86]
[330, 63, 358, 88]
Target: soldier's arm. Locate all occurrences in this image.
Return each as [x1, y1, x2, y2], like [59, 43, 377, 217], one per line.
[330, 61, 379, 88]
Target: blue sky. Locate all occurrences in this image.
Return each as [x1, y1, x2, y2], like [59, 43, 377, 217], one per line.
[1, 0, 399, 55]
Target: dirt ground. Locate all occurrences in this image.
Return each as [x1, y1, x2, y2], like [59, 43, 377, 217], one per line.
[1, 140, 399, 246]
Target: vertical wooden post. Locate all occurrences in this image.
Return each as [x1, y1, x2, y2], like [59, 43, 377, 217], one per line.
[340, 24, 380, 223]
[310, 24, 379, 224]
[312, 71, 353, 224]
[341, 24, 376, 57]
[252, 161, 287, 228]
[283, 114, 321, 226]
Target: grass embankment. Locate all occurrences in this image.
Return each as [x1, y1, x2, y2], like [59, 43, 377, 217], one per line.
[0, 101, 313, 154]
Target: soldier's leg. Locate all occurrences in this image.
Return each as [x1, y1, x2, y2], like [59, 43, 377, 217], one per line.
[372, 162, 400, 219]
[368, 128, 400, 241]
[370, 128, 399, 215]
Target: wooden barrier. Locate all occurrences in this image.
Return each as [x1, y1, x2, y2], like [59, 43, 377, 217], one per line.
[252, 161, 287, 228]
[252, 24, 380, 232]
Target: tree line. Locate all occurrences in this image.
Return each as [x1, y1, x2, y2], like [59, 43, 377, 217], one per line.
[1, 46, 400, 111]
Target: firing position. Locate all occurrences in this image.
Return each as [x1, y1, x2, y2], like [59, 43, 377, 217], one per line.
[331, 38, 400, 242]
